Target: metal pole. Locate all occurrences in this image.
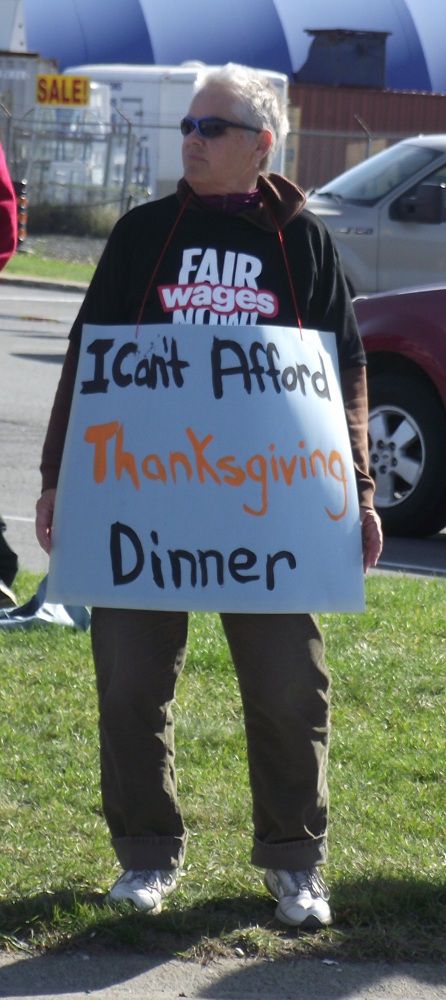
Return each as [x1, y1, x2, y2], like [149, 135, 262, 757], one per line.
[0, 103, 13, 162]
[114, 107, 134, 215]
[354, 114, 374, 158]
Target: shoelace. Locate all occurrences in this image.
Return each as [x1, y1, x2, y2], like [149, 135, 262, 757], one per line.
[133, 869, 174, 889]
[286, 869, 329, 899]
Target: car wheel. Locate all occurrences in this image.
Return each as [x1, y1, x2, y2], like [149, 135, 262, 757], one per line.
[368, 372, 446, 537]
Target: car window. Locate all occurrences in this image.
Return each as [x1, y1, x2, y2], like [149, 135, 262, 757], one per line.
[391, 162, 446, 220]
[421, 163, 446, 185]
[316, 143, 443, 205]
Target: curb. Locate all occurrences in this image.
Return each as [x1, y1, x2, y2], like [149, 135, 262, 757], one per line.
[0, 273, 89, 293]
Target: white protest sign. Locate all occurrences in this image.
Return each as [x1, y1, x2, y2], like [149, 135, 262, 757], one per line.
[46, 323, 364, 612]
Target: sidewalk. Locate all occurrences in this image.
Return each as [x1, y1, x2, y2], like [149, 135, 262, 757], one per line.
[0, 950, 445, 1000]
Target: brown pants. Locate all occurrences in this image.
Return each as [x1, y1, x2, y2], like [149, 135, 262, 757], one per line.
[91, 608, 330, 872]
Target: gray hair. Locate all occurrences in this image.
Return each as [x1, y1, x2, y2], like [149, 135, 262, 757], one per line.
[193, 62, 289, 171]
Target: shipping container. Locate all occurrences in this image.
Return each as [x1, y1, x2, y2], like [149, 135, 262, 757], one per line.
[0, 51, 56, 122]
[288, 82, 446, 189]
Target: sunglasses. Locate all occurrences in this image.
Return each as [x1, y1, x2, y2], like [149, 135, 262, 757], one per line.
[180, 115, 262, 139]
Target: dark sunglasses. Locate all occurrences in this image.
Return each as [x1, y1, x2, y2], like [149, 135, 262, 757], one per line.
[180, 115, 262, 139]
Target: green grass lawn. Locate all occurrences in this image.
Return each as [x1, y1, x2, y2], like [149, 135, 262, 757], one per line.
[3, 254, 94, 285]
[0, 571, 445, 960]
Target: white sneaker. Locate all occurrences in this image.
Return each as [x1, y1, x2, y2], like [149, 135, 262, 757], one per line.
[108, 868, 177, 913]
[265, 867, 332, 929]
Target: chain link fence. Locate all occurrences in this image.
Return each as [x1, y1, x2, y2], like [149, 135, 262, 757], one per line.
[0, 107, 141, 223]
[285, 125, 409, 191]
[1, 105, 411, 232]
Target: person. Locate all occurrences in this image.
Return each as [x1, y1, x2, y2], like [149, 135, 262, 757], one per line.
[35, 64, 382, 930]
[0, 141, 18, 606]
[0, 140, 17, 273]
[0, 515, 18, 608]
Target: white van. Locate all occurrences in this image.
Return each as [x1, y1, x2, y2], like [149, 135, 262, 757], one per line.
[306, 135, 446, 295]
[63, 63, 288, 200]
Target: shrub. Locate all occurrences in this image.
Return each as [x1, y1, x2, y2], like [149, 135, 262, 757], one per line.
[27, 203, 120, 237]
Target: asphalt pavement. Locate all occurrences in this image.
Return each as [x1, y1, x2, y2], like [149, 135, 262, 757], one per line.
[0, 273, 86, 578]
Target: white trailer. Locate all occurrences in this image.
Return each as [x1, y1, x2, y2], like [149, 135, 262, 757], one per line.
[62, 63, 289, 200]
[0, 0, 27, 52]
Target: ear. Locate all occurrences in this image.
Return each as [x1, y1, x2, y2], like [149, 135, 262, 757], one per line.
[256, 129, 273, 161]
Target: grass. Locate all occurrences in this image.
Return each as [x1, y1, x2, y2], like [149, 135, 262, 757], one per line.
[0, 570, 445, 961]
[4, 253, 94, 285]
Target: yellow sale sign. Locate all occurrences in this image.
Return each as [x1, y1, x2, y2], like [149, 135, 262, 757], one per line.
[36, 74, 90, 106]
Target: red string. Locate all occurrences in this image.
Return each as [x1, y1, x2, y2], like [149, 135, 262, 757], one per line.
[134, 193, 192, 336]
[134, 190, 303, 339]
[264, 200, 303, 337]
[275, 227, 303, 338]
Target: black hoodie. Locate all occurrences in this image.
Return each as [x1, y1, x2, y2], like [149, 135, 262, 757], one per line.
[67, 173, 365, 371]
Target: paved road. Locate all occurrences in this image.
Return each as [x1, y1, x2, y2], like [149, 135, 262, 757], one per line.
[0, 280, 85, 576]
[379, 531, 446, 577]
[1, 276, 445, 579]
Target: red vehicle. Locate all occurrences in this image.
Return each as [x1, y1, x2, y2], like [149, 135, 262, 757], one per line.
[353, 286, 446, 537]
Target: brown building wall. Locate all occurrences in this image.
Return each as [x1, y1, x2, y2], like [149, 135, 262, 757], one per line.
[286, 83, 446, 189]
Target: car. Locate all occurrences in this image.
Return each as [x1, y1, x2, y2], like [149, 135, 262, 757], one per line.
[307, 135, 446, 295]
[353, 285, 446, 537]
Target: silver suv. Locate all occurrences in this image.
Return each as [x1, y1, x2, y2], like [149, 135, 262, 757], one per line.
[306, 135, 446, 295]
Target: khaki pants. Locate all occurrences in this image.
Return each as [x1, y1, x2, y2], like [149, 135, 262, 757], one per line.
[91, 608, 330, 871]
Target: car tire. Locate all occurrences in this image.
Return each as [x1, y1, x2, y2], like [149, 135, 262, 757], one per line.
[368, 372, 446, 537]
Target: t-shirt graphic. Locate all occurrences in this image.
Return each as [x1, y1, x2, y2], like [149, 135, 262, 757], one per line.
[158, 247, 279, 326]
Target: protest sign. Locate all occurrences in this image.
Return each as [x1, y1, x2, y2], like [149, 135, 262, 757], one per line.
[46, 323, 364, 612]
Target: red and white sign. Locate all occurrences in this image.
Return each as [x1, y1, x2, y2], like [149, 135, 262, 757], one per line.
[36, 74, 90, 106]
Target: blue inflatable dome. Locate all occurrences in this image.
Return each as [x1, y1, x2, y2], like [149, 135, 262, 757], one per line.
[23, 0, 446, 93]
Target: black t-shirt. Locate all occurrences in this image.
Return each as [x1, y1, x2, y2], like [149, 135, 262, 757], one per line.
[69, 194, 366, 371]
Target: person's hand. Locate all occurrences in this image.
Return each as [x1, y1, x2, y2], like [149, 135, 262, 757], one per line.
[360, 506, 383, 573]
[36, 489, 56, 554]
